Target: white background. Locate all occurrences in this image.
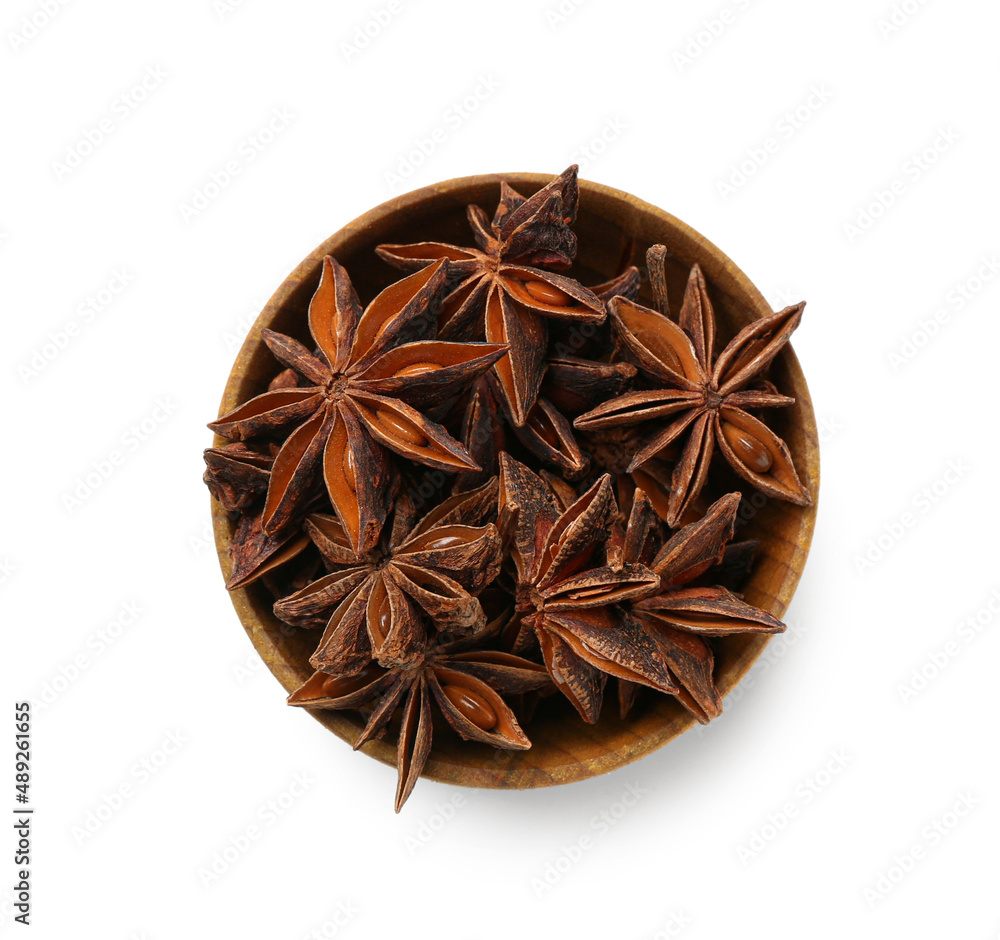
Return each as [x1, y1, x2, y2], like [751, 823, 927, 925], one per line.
[3, 0, 999, 937]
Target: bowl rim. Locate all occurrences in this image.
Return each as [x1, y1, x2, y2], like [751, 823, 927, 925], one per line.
[211, 170, 820, 791]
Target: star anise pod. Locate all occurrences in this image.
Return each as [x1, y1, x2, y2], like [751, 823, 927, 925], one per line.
[203, 442, 273, 512]
[622, 491, 786, 722]
[287, 638, 550, 811]
[273, 481, 502, 670]
[376, 166, 605, 426]
[209, 257, 506, 553]
[575, 245, 811, 527]
[498, 453, 674, 723]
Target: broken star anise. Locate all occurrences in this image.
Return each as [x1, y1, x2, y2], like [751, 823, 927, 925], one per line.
[575, 245, 811, 527]
[288, 638, 550, 811]
[273, 481, 502, 671]
[202, 441, 273, 512]
[498, 453, 675, 723]
[209, 256, 506, 553]
[376, 166, 605, 426]
[454, 373, 590, 486]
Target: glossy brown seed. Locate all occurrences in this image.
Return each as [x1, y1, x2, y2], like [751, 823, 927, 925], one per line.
[321, 666, 380, 699]
[409, 532, 466, 551]
[376, 409, 428, 446]
[721, 421, 773, 473]
[441, 684, 497, 730]
[394, 362, 442, 378]
[525, 279, 572, 306]
[374, 589, 392, 644]
[530, 408, 561, 448]
[343, 447, 358, 492]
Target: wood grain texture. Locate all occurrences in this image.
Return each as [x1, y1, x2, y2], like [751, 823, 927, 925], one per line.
[211, 172, 820, 791]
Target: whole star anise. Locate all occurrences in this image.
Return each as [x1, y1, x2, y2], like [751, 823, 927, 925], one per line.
[575, 245, 811, 527]
[376, 166, 605, 426]
[273, 482, 502, 671]
[288, 638, 550, 811]
[621, 491, 786, 722]
[498, 453, 675, 722]
[209, 257, 506, 553]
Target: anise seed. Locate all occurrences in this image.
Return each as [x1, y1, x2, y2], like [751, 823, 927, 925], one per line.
[531, 409, 560, 447]
[343, 447, 358, 492]
[322, 668, 379, 698]
[411, 533, 466, 551]
[394, 362, 442, 378]
[375, 589, 392, 640]
[525, 279, 571, 306]
[442, 684, 497, 730]
[376, 409, 428, 446]
[721, 421, 773, 473]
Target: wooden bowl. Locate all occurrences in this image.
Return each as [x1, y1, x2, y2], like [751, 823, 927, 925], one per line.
[211, 172, 819, 791]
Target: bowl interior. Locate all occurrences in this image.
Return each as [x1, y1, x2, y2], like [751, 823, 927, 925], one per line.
[212, 173, 819, 790]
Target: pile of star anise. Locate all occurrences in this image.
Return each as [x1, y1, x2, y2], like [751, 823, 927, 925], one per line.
[204, 166, 811, 811]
